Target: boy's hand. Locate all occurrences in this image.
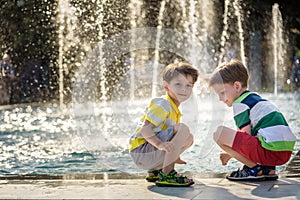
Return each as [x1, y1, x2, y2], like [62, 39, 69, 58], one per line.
[175, 157, 187, 164]
[220, 151, 232, 165]
[157, 141, 175, 153]
[239, 124, 251, 135]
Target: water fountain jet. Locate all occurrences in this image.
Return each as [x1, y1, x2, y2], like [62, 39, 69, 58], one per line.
[0, 0, 298, 177]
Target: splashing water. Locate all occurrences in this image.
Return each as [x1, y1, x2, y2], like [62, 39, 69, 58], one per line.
[233, 0, 246, 65]
[0, 0, 299, 177]
[152, 0, 166, 98]
[271, 3, 284, 96]
[0, 92, 299, 175]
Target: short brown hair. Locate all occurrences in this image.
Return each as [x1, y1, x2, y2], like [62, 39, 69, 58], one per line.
[162, 62, 199, 83]
[209, 59, 249, 88]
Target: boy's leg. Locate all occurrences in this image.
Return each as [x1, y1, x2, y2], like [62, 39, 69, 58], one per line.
[162, 123, 193, 174]
[213, 126, 258, 169]
[214, 126, 277, 178]
[156, 123, 194, 186]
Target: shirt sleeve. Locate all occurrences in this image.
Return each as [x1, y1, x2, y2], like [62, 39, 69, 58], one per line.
[233, 103, 251, 129]
[144, 98, 170, 127]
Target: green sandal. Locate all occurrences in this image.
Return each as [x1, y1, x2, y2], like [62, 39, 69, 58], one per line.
[146, 169, 160, 182]
[155, 170, 194, 187]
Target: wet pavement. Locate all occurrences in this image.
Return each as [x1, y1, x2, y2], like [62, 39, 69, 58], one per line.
[282, 150, 300, 178]
[0, 152, 300, 200]
[0, 175, 299, 199]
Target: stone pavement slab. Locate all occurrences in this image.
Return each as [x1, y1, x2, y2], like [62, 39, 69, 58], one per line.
[0, 177, 299, 199]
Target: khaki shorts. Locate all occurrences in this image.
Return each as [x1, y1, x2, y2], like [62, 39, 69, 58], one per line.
[130, 126, 174, 170]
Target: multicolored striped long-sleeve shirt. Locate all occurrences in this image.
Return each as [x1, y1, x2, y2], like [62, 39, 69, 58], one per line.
[233, 91, 296, 152]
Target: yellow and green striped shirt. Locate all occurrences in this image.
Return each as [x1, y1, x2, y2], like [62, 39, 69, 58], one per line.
[129, 95, 182, 151]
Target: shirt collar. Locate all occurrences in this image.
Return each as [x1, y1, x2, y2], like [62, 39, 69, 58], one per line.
[164, 95, 182, 116]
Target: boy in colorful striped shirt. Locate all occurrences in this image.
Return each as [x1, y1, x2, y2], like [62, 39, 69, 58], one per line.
[129, 62, 199, 186]
[209, 59, 296, 181]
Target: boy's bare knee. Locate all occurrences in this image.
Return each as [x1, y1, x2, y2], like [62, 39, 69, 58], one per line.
[174, 123, 193, 145]
[187, 134, 194, 146]
[175, 123, 190, 134]
[213, 126, 225, 143]
[213, 131, 219, 143]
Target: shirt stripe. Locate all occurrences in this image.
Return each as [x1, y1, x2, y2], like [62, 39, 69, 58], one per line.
[233, 91, 296, 152]
[129, 95, 181, 151]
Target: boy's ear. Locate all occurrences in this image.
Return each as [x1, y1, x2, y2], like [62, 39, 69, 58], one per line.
[233, 81, 242, 90]
[163, 81, 169, 91]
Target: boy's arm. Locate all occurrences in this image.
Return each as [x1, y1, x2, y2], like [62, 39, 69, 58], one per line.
[140, 120, 174, 152]
[140, 120, 162, 148]
[239, 124, 251, 135]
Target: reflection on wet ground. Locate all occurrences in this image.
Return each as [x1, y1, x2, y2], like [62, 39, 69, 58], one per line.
[0, 153, 299, 180]
[283, 150, 300, 177]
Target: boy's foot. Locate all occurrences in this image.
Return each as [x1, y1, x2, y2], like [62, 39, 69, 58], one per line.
[220, 152, 232, 165]
[227, 165, 278, 181]
[155, 170, 194, 187]
[226, 164, 265, 181]
[262, 166, 278, 181]
[175, 157, 187, 164]
[146, 169, 160, 182]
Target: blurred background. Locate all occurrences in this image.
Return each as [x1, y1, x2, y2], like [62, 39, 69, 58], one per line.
[0, 0, 300, 105]
[0, 0, 300, 176]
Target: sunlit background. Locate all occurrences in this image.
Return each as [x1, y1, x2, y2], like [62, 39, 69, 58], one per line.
[0, 0, 299, 176]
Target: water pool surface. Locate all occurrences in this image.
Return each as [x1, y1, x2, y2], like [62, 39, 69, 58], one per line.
[0, 92, 299, 175]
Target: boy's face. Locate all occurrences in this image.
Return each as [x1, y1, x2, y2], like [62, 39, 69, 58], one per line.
[163, 74, 194, 106]
[212, 82, 242, 107]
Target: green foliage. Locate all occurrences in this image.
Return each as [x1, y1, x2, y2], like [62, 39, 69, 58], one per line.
[0, 0, 58, 69]
[0, 0, 59, 103]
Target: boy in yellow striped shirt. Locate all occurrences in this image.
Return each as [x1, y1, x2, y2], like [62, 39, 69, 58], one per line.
[129, 62, 199, 187]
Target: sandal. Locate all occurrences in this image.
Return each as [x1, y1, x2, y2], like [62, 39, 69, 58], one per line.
[146, 169, 160, 182]
[155, 170, 194, 187]
[262, 166, 278, 181]
[226, 164, 265, 181]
